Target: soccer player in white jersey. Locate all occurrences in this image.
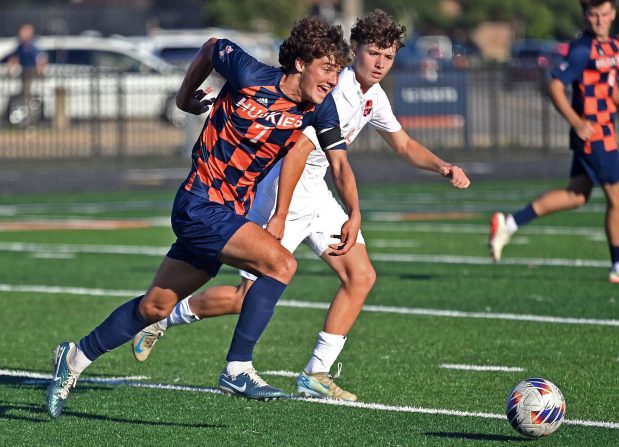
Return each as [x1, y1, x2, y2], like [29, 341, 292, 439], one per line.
[131, 10, 470, 400]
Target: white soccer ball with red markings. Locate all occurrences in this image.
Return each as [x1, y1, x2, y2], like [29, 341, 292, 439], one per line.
[506, 378, 566, 438]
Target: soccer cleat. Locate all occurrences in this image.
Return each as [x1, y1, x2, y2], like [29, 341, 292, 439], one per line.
[296, 365, 357, 401]
[218, 368, 288, 401]
[489, 212, 511, 262]
[609, 270, 619, 283]
[132, 324, 165, 362]
[46, 341, 80, 418]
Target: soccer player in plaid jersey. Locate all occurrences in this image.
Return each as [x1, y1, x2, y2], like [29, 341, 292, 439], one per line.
[490, 0, 619, 282]
[45, 16, 353, 417]
[131, 10, 470, 401]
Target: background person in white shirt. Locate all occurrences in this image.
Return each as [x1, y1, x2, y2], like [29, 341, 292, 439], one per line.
[132, 9, 470, 401]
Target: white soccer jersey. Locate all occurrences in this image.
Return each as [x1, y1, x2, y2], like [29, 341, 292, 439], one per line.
[250, 66, 402, 218]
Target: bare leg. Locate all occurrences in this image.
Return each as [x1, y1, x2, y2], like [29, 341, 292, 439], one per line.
[188, 278, 254, 318]
[320, 243, 376, 335]
[601, 183, 619, 246]
[531, 175, 592, 217]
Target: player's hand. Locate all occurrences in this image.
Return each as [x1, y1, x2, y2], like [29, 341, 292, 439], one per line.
[328, 214, 360, 256]
[266, 213, 286, 241]
[439, 164, 470, 189]
[184, 86, 215, 115]
[574, 119, 595, 141]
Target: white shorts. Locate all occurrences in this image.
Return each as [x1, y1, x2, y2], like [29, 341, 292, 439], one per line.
[240, 187, 365, 281]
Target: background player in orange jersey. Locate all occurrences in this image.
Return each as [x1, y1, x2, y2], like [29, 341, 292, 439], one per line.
[46, 16, 354, 418]
[490, 0, 619, 283]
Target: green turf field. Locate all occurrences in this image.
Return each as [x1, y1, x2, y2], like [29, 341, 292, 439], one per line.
[0, 180, 617, 446]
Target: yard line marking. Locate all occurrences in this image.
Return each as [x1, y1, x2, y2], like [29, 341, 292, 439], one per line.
[6, 370, 618, 430]
[0, 368, 148, 383]
[440, 364, 525, 372]
[0, 241, 612, 268]
[362, 222, 606, 237]
[1, 283, 618, 327]
[262, 370, 299, 378]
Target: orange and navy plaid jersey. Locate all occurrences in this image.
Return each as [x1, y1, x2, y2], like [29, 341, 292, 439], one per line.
[553, 32, 619, 153]
[181, 39, 346, 215]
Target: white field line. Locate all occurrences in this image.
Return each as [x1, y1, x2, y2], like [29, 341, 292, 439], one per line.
[361, 222, 605, 237]
[262, 370, 299, 378]
[3, 368, 616, 430]
[1, 283, 618, 327]
[0, 241, 611, 268]
[0, 368, 148, 383]
[440, 364, 525, 372]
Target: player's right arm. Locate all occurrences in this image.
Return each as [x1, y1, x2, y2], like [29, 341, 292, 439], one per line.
[549, 41, 594, 141]
[548, 78, 594, 141]
[176, 38, 217, 115]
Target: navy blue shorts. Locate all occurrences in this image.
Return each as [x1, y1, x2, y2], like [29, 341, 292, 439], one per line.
[570, 148, 619, 185]
[167, 188, 249, 277]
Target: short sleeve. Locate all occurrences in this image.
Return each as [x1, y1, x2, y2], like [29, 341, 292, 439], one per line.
[212, 39, 267, 91]
[552, 41, 590, 85]
[311, 94, 346, 150]
[369, 89, 402, 133]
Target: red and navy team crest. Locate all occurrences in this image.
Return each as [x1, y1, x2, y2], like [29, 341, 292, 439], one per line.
[363, 99, 373, 117]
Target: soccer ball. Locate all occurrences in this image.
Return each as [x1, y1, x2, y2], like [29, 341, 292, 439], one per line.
[506, 378, 566, 438]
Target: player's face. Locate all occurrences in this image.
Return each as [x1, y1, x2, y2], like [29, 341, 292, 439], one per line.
[585, 2, 616, 40]
[297, 56, 341, 104]
[353, 43, 397, 92]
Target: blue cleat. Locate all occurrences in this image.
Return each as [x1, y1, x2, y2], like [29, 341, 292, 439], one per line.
[46, 341, 80, 418]
[218, 368, 288, 401]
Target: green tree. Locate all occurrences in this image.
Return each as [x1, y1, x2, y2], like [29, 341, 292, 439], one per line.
[365, 0, 584, 40]
[204, 0, 307, 37]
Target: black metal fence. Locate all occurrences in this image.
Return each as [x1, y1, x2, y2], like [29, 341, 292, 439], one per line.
[0, 64, 572, 160]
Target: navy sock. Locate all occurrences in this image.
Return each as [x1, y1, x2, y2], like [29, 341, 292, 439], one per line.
[512, 204, 538, 227]
[226, 276, 287, 362]
[78, 295, 148, 361]
[610, 246, 619, 265]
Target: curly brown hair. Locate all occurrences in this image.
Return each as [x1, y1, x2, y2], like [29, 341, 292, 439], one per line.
[350, 9, 406, 51]
[279, 16, 351, 73]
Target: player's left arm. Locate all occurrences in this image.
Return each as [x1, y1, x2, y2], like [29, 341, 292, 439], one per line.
[324, 149, 361, 256]
[268, 135, 316, 240]
[378, 128, 470, 189]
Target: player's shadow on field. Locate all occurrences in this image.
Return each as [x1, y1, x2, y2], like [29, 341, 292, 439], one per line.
[425, 432, 530, 442]
[0, 400, 226, 428]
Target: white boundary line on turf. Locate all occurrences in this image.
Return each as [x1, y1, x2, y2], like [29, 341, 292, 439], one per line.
[0, 241, 612, 268]
[440, 364, 525, 372]
[4, 369, 616, 430]
[0, 368, 149, 382]
[1, 283, 618, 327]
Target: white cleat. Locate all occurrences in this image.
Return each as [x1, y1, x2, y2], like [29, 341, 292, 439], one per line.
[132, 324, 165, 362]
[489, 212, 511, 262]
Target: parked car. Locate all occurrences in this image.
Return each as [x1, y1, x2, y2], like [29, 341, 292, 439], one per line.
[0, 35, 188, 126]
[504, 39, 567, 90]
[134, 28, 280, 68]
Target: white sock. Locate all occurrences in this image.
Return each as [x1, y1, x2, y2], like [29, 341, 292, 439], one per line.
[304, 331, 347, 374]
[506, 214, 519, 235]
[226, 361, 253, 376]
[162, 296, 200, 330]
[612, 262, 619, 273]
[69, 345, 92, 375]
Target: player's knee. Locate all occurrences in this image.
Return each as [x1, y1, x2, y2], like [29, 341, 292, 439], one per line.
[572, 192, 589, 208]
[139, 289, 177, 322]
[350, 264, 376, 294]
[268, 251, 296, 283]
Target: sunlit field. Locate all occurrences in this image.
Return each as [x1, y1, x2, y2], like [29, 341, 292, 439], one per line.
[1, 180, 617, 446]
